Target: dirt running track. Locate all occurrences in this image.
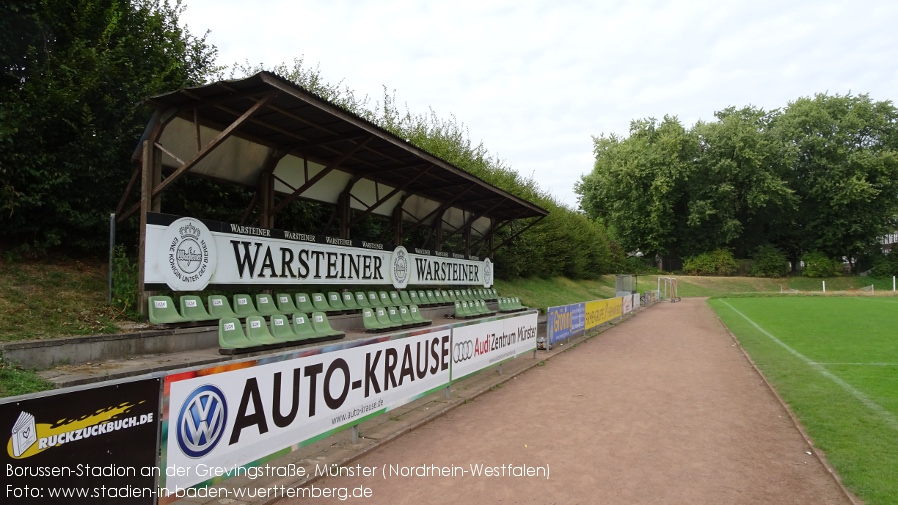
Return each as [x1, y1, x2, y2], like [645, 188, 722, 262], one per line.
[277, 298, 853, 505]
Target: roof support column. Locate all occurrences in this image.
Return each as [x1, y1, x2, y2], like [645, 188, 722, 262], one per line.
[393, 194, 410, 246]
[137, 140, 162, 319]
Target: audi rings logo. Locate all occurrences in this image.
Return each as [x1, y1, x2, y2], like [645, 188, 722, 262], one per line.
[177, 385, 227, 458]
[453, 340, 475, 363]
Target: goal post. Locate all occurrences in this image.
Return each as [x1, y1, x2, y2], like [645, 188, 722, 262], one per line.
[657, 276, 680, 302]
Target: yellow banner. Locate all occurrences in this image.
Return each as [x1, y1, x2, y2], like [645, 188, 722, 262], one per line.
[584, 297, 624, 330]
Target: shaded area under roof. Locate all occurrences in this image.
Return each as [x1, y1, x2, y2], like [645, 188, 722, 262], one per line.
[128, 71, 547, 239]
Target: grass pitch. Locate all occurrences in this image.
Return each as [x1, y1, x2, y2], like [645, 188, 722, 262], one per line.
[709, 297, 898, 505]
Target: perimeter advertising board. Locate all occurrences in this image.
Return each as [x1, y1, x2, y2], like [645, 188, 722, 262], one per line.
[1, 378, 161, 504]
[450, 312, 539, 380]
[584, 297, 624, 331]
[144, 213, 492, 291]
[162, 328, 452, 492]
[547, 303, 585, 345]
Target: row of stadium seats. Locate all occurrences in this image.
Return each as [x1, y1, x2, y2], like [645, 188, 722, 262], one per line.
[148, 288, 503, 325]
[362, 305, 432, 332]
[219, 312, 344, 354]
[453, 299, 496, 319]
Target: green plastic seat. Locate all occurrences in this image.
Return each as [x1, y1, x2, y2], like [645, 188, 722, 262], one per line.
[295, 293, 316, 313]
[498, 297, 511, 312]
[474, 299, 495, 316]
[149, 295, 189, 324]
[275, 293, 299, 313]
[416, 290, 429, 306]
[425, 290, 438, 304]
[355, 291, 372, 309]
[387, 306, 406, 327]
[399, 290, 413, 305]
[440, 290, 452, 303]
[433, 290, 446, 304]
[207, 295, 239, 318]
[389, 290, 403, 306]
[367, 291, 383, 307]
[218, 317, 256, 349]
[291, 313, 319, 340]
[245, 316, 281, 345]
[375, 307, 400, 329]
[311, 292, 331, 312]
[409, 304, 432, 324]
[408, 290, 421, 306]
[310, 312, 344, 337]
[342, 291, 361, 310]
[179, 295, 215, 322]
[232, 294, 259, 318]
[362, 307, 391, 332]
[398, 305, 418, 326]
[327, 291, 349, 312]
[255, 294, 282, 316]
[270, 314, 300, 342]
[378, 291, 391, 307]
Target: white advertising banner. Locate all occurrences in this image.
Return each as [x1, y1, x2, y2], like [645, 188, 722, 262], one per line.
[144, 213, 492, 291]
[450, 311, 539, 380]
[162, 328, 451, 491]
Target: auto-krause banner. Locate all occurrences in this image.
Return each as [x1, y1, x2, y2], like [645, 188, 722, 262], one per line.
[162, 327, 452, 492]
[143, 212, 493, 291]
[547, 303, 585, 345]
[450, 312, 538, 380]
[1, 378, 160, 504]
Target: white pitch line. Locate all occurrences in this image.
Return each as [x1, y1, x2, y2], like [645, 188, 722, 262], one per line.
[720, 300, 898, 432]
[813, 363, 898, 367]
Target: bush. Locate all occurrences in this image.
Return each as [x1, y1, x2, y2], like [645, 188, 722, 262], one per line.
[111, 245, 139, 316]
[749, 245, 789, 278]
[683, 249, 737, 276]
[870, 251, 898, 277]
[801, 251, 841, 277]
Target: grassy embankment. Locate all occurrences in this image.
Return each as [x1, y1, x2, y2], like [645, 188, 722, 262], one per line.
[1, 255, 896, 397]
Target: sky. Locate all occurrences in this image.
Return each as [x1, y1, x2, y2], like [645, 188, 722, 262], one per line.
[179, 0, 898, 208]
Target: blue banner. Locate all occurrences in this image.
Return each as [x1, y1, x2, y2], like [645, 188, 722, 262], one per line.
[547, 303, 585, 345]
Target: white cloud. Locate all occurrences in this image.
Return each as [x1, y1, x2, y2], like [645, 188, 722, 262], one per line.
[180, 0, 898, 207]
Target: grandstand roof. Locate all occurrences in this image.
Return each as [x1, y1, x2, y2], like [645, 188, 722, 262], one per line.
[127, 72, 547, 237]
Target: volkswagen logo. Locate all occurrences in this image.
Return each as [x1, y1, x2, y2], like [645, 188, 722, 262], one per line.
[453, 340, 474, 363]
[177, 385, 227, 458]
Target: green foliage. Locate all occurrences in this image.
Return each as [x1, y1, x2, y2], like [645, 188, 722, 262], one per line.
[870, 252, 898, 277]
[0, 359, 55, 398]
[0, 0, 219, 254]
[577, 95, 898, 266]
[801, 251, 841, 277]
[683, 249, 737, 276]
[247, 59, 615, 280]
[749, 245, 789, 278]
[110, 245, 138, 315]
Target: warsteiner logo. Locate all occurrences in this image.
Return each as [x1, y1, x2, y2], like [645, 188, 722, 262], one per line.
[161, 217, 217, 291]
[391, 246, 410, 289]
[483, 257, 493, 288]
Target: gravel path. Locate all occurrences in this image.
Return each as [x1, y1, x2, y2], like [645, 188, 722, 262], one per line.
[277, 298, 853, 504]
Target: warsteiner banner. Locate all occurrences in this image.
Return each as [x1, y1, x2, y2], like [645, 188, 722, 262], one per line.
[1, 378, 161, 504]
[161, 328, 452, 492]
[143, 213, 492, 291]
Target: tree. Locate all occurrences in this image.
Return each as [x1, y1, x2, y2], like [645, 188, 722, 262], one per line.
[689, 106, 796, 257]
[577, 116, 695, 258]
[0, 0, 219, 253]
[774, 93, 898, 270]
